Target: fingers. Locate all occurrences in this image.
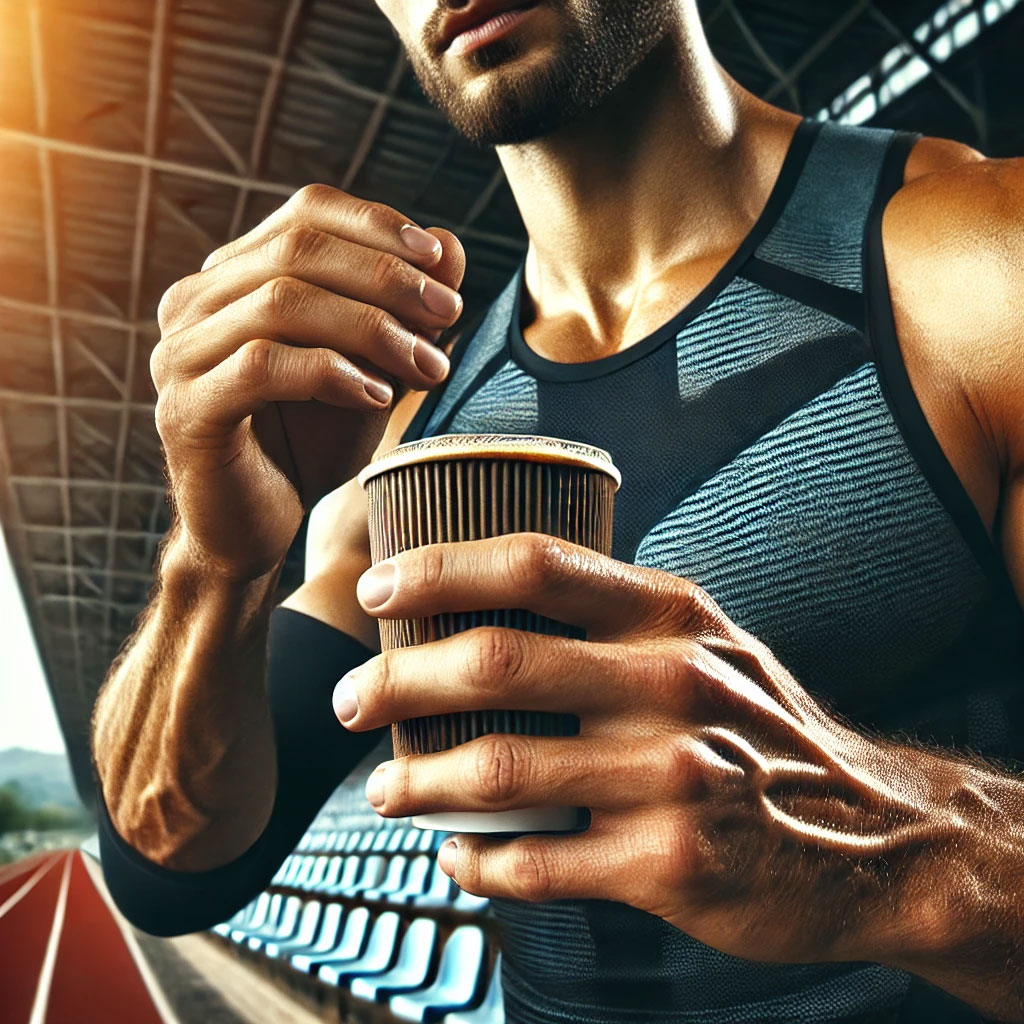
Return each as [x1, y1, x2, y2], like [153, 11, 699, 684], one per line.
[159, 228, 464, 340]
[354, 533, 725, 640]
[432, 811, 644, 906]
[333, 628, 641, 730]
[201, 184, 446, 275]
[358, 732, 704, 818]
[152, 275, 452, 394]
[155, 339, 392, 444]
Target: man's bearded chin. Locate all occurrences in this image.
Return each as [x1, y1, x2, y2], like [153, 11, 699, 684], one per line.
[405, 6, 673, 148]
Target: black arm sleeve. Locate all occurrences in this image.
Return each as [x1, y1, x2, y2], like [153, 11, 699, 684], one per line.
[96, 606, 388, 937]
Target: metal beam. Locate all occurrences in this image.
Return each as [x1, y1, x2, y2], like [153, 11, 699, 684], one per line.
[228, 0, 308, 241]
[0, 389, 154, 413]
[340, 47, 408, 193]
[0, 295, 157, 333]
[28, 1, 83, 699]
[764, 0, 870, 102]
[65, 11, 448, 122]
[102, 0, 169, 653]
[722, 0, 801, 111]
[10, 476, 164, 493]
[0, 128, 528, 252]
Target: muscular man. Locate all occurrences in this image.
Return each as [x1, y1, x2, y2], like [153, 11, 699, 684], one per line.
[90, 1, 1024, 1021]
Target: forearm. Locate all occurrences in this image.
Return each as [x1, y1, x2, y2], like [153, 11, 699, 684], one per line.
[91, 522, 282, 872]
[848, 744, 1024, 1021]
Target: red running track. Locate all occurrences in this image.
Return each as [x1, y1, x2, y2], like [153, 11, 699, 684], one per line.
[0, 849, 170, 1024]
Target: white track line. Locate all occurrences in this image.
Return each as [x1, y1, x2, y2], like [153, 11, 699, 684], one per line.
[28, 851, 73, 1024]
[81, 852, 182, 1024]
[0, 853, 60, 921]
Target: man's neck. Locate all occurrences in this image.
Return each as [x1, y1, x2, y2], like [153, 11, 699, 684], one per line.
[494, 15, 801, 362]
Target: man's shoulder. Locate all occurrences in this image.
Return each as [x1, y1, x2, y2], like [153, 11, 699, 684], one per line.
[879, 134, 1024, 515]
[883, 135, 1024, 305]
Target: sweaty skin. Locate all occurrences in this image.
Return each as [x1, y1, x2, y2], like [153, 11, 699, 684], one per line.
[92, 0, 1024, 1019]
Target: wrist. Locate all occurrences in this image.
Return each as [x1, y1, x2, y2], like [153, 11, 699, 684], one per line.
[837, 747, 1007, 970]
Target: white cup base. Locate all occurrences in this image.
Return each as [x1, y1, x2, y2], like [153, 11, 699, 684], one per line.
[411, 806, 579, 833]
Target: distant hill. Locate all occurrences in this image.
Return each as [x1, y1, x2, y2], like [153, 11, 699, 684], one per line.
[0, 747, 80, 809]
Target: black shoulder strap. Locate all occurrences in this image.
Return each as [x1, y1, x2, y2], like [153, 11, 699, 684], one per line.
[863, 129, 1023, 615]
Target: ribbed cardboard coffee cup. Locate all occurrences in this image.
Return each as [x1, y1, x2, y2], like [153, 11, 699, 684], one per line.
[358, 433, 620, 834]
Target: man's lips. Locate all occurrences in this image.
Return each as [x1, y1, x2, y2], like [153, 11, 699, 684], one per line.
[442, 2, 541, 57]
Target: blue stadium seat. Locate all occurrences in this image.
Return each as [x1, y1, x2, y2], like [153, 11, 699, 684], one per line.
[412, 861, 457, 909]
[363, 856, 409, 901]
[372, 829, 392, 852]
[248, 895, 302, 951]
[349, 918, 438, 1002]
[300, 857, 330, 891]
[345, 832, 363, 853]
[213, 898, 260, 938]
[358, 831, 377, 853]
[402, 829, 422, 852]
[336, 854, 387, 897]
[386, 828, 407, 852]
[265, 901, 322, 958]
[285, 903, 344, 965]
[334, 830, 351, 851]
[231, 893, 280, 943]
[325, 855, 362, 895]
[389, 925, 486, 1022]
[385, 855, 432, 905]
[292, 906, 370, 974]
[418, 830, 438, 852]
[318, 910, 401, 986]
[442, 954, 504, 1024]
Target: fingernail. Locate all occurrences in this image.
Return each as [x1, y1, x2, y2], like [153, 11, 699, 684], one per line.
[400, 223, 442, 259]
[365, 766, 386, 808]
[333, 669, 359, 724]
[438, 837, 458, 875]
[358, 561, 396, 610]
[363, 377, 393, 405]
[412, 337, 450, 381]
[420, 276, 462, 319]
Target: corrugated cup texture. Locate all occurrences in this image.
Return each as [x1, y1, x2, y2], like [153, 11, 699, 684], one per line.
[361, 434, 618, 760]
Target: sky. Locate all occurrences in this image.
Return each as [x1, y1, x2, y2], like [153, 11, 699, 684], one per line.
[0, 528, 66, 755]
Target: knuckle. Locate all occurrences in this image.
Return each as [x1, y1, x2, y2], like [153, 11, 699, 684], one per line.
[507, 533, 567, 592]
[288, 182, 334, 213]
[156, 277, 191, 333]
[659, 734, 699, 801]
[370, 651, 396, 717]
[469, 628, 525, 695]
[266, 225, 322, 271]
[368, 249, 407, 294]
[509, 842, 555, 902]
[469, 734, 527, 806]
[149, 342, 168, 391]
[357, 199, 398, 234]
[253, 275, 305, 322]
[641, 645, 688, 708]
[153, 390, 182, 441]
[234, 338, 274, 389]
[414, 546, 447, 595]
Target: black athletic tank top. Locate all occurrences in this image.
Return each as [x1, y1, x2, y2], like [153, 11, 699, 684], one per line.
[391, 118, 1024, 1023]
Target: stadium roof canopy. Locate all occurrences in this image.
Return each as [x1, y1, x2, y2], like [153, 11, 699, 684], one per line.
[0, 0, 1020, 802]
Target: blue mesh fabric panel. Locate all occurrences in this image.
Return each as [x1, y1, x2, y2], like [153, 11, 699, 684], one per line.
[424, 269, 522, 436]
[675, 277, 854, 399]
[755, 122, 889, 290]
[448, 359, 539, 435]
[635, 363, 986, 699]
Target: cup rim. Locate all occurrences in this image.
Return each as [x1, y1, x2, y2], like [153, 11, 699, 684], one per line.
[357, 432, 622, 489]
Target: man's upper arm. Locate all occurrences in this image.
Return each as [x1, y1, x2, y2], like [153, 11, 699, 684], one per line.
[882, 147, 1024, 604]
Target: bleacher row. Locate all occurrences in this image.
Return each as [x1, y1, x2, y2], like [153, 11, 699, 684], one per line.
[210, 826, 504, 1024]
